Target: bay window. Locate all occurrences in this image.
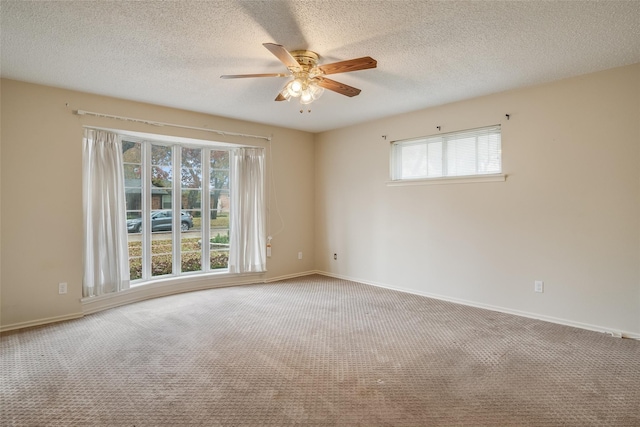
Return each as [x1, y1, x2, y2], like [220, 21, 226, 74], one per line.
[122, 137, 232, 283]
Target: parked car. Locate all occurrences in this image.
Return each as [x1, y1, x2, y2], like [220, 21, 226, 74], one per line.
[127, 210, 193, 233]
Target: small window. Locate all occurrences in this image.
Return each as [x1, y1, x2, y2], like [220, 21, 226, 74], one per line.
[391, 125, 501, 181]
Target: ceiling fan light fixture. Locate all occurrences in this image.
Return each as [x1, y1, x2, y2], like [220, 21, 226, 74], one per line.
[287, 78, 304, 97]
[308, 82, 324, 100]
[300, 88, 314, 104]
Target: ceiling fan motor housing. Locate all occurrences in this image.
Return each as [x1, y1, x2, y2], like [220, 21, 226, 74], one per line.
[290, 50, 320, 68]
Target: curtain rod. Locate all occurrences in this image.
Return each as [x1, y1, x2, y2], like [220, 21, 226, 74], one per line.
[74, 109, 272, 142]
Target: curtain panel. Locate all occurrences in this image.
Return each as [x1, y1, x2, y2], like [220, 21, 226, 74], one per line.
[82, 129, 130, 297]
[229, 147, 266, 274]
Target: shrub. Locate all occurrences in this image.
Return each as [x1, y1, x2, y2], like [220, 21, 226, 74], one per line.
[127, 250, 228, 280]
[211, 233, 229, 244]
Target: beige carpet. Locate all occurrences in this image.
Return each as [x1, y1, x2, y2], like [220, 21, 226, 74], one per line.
[1, 275, 639, 426]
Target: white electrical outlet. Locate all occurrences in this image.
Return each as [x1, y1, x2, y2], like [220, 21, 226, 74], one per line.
[58, 282, 68, 295]
[334, 253, 337, 260]
[298, 251, 303, 260]
[534, 280, 544, 293]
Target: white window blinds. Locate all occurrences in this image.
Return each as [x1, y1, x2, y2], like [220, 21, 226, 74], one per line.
[391, 125, 501, 180]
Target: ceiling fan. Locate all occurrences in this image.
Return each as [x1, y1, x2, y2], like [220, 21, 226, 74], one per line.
[221, 43, 377, 105]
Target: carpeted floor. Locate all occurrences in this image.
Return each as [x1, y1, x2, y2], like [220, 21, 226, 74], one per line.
[1, 275, 639, 426]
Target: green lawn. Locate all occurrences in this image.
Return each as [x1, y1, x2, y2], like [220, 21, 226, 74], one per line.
[191, 213, 229, 229]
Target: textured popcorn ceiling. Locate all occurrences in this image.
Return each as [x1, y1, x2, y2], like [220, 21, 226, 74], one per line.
[1, 1, 639, 132]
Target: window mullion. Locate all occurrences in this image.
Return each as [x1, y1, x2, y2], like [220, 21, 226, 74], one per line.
[142, 141, 152, 280]
[173, 146, 181, 275]
[202, 149, 211, 272]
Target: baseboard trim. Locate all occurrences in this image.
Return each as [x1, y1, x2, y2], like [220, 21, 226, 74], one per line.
[0, 312, 84, 333]
[316, 271, 640, 341]
[264, 270, 319, 283]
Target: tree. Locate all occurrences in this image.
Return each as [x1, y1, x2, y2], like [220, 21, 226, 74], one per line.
[179, 148, 229, 220]
[180, 147, 202, 214]
[210, 150, 229, 220]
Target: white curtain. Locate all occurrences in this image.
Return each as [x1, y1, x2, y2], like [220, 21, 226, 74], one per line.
[82, 129, 130, 297]
[228, 147, 266, 273]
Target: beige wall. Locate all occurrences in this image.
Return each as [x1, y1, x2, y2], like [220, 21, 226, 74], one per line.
[0, 79, 315, 329]
[2, 64, 639, 336]
[315, 64, 640, 335]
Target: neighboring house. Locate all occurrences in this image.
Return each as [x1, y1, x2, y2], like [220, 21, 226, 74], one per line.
[124, 179, 229, 218]
[124, 179, 171, 212]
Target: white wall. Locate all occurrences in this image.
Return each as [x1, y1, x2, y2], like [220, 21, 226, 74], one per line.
[315, 64, 640, 336]
[0, 79, 316, 330]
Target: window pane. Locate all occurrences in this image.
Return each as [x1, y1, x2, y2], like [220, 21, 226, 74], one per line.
[181, 147, 202, 189]
[123, 164, 141, 180]
[152, 145, 172, 195]
[151, 189, 172, 210]
[123, 141, 143, 279]
[211, 150, 229, 169]
[182, 189, 201, 210]
[151, 249, 173, 276]
[125, 189, 142, 212]
[151, 209, 173, 277]
[126, 211, 142, 280]
[447, 136, 476, 176]
[181, 209, 201, 273]
[182, 252, 202, 273]
[210, 212, 229, 270]
[210, 190, 230, 227]
[426, 141, 443, 177]
[152, 145, 172, 166]
[392, 126, 501, 181]
[210, 186, 229, 270]
[477, 134, 501, 173]
[151, 253, 172, 277]
[128, 242, 142, 281]
[210, 172, 229, 190]
[122, 141, 141, 163]
[210, 149, 230, 270]
[126, 210, 142, 232]
[400, 143, 427, 179]
[152, 165, 172, 188]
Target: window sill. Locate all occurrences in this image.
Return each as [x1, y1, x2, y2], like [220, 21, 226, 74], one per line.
[386, 173, 506, 187]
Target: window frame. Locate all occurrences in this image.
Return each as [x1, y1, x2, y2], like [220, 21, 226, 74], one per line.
[389, 125, 505, 186]
[122, 134, 232, 285]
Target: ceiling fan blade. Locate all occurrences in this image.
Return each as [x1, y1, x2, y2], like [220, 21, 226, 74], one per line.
[317, 56, 377, 75]
[220, 73, 288, 79]
[316, 77, 361, 97]
[263, 43, 301, 70]
[275, 93, 287, 101]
